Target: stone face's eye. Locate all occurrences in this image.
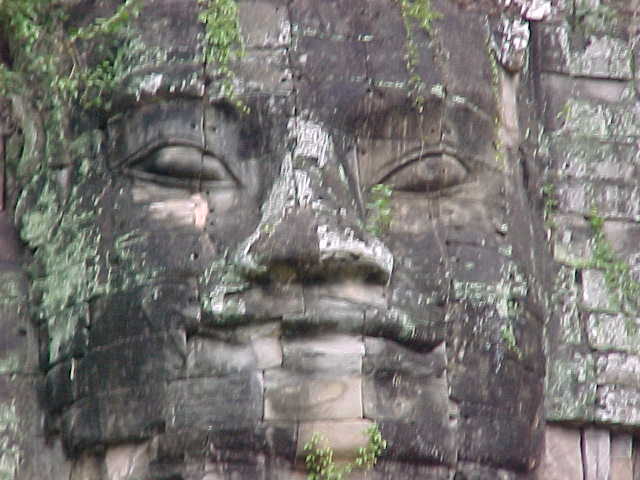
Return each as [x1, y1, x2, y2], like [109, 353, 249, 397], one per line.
[379, 153, 467, 193]
[126, 145, 238, 188]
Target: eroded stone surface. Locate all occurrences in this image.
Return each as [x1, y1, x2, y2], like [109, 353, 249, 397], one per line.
[536, 425, 583, 480]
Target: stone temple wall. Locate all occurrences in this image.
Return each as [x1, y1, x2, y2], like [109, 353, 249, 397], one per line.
[535, 0, 640, 478]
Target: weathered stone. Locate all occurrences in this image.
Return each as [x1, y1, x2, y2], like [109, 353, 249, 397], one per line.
[611, 433, 633, 480]
[238, 1, 290, 49]
[0, 0, 584, 477]
[166, 373, 264, 429]
[551, 215, 592, 266]
[535, 425, 583, 480]
[582, 269, 612, 312]
[235, 322, 283, 369]
[186, 336, 257, 377]
[104, 442, 151, 480]
[550, 266, 582, 345]
[588, 313, 640, 354]
[570, 36, 633, 80]
[264, 369, 362, 421]
[296, 419, 373, 460]
[545, 346, 596, 422]
[378, 418, 457, 467]
[282, 334, 364, 374]
[596, 384, 640, 426]
[236, 49, 293, 96]
[455, 461, 524, 480]
[583, 428, 610, 480]
[75, 331, 186, 401]
[597, 353, 640, 387]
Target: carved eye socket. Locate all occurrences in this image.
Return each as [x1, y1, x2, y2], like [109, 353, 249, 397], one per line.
[126, 145, 238, 188]
[379, 153, 467, 193]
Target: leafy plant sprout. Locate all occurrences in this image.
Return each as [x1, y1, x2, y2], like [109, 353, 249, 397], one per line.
[303, 424, 387, 480]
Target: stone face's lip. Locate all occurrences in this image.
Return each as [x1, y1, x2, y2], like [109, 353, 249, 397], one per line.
[205, 296, 441, 351]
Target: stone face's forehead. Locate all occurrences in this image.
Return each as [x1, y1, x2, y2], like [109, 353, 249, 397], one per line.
[63, 0, 498, 130]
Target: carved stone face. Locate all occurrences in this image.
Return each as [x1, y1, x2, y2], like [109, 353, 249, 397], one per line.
[14, 0, 546, 478]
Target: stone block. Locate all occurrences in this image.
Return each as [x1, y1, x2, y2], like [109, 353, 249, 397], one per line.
[551, 215, 592, 266]
[556, 182, 640, 221]
[235, 322, 283, 369]
[535, 425, 583, 480]
[569, 36, 633, 80]
[186, 337, 257, 377]
[252, 336, 283, 370]
[588, 313, 640, 353]
[456, 461, 522, 480]
[304, 280, 386, 308]
[296, 419, 373, 460]
[583, 428, 610, 480]
[603, 221, 640, 264]
[264, 369, 362, 421]
[458, 401, 541, 471]
[75, 331, 186, 398]
[596, 385, 640, 426]
[238, 1, 290, 48]
[378, 418, 457, 467]
[61, 383, 167, 453]
[364, 338, 446, 376]
[236, 49, 293, 96]
[551, 266, 582, 345]
[153, 423, 297, 465]
[611, 434, 633, 480]
[167, 373, 264, 429]
[105, 442, 151, 480]
[545, 346, 596, 422]
[282, 334, 364, 374]
[582, 269, 612, 312]
[597, 353, 640, 387]
[536, 24, 570, 74]
[363, 369, 450, 421]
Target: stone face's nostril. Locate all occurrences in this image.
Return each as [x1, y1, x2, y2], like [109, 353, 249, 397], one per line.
[316, 223, 393, 283]
[233, 209, 393, 285]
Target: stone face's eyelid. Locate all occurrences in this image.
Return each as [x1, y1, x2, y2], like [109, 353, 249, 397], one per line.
[374, 147, 467, 187]
[112, 137, 203, 169]
[121, 143, 240, 187]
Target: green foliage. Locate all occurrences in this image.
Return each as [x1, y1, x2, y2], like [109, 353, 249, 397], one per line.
[0, 0, 139, 170]
[398, 0, 440, 33]
[542, 182, 558, 228]
[304, 425, 387, 480]
[1, 0, 139, 110]
[198, 0, 245, 106]
[500, 322, 522, 359]
[71, 0, 141, 41]
[365, 184, 393, 235]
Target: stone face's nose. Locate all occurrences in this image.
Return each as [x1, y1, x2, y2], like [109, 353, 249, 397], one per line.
[233, 120, 393, 283]
[239, 209, 393, 283]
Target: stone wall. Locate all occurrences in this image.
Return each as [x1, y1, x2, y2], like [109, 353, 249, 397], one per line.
[537, 425, 638, 480]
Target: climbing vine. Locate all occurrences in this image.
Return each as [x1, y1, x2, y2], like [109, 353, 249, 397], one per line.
[587, 212, 640, 328]
[396, 0, 441, 109]
[0, 0, 140, 165]
[365, 184, 393, 235]
[198, 0, 245, 106]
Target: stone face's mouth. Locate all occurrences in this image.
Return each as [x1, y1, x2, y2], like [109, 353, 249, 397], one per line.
[203, 283, 444, 352]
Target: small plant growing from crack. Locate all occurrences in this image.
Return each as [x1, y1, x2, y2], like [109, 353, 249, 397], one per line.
[304, 424, 387, 480]
[366, 184, 393, 235]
